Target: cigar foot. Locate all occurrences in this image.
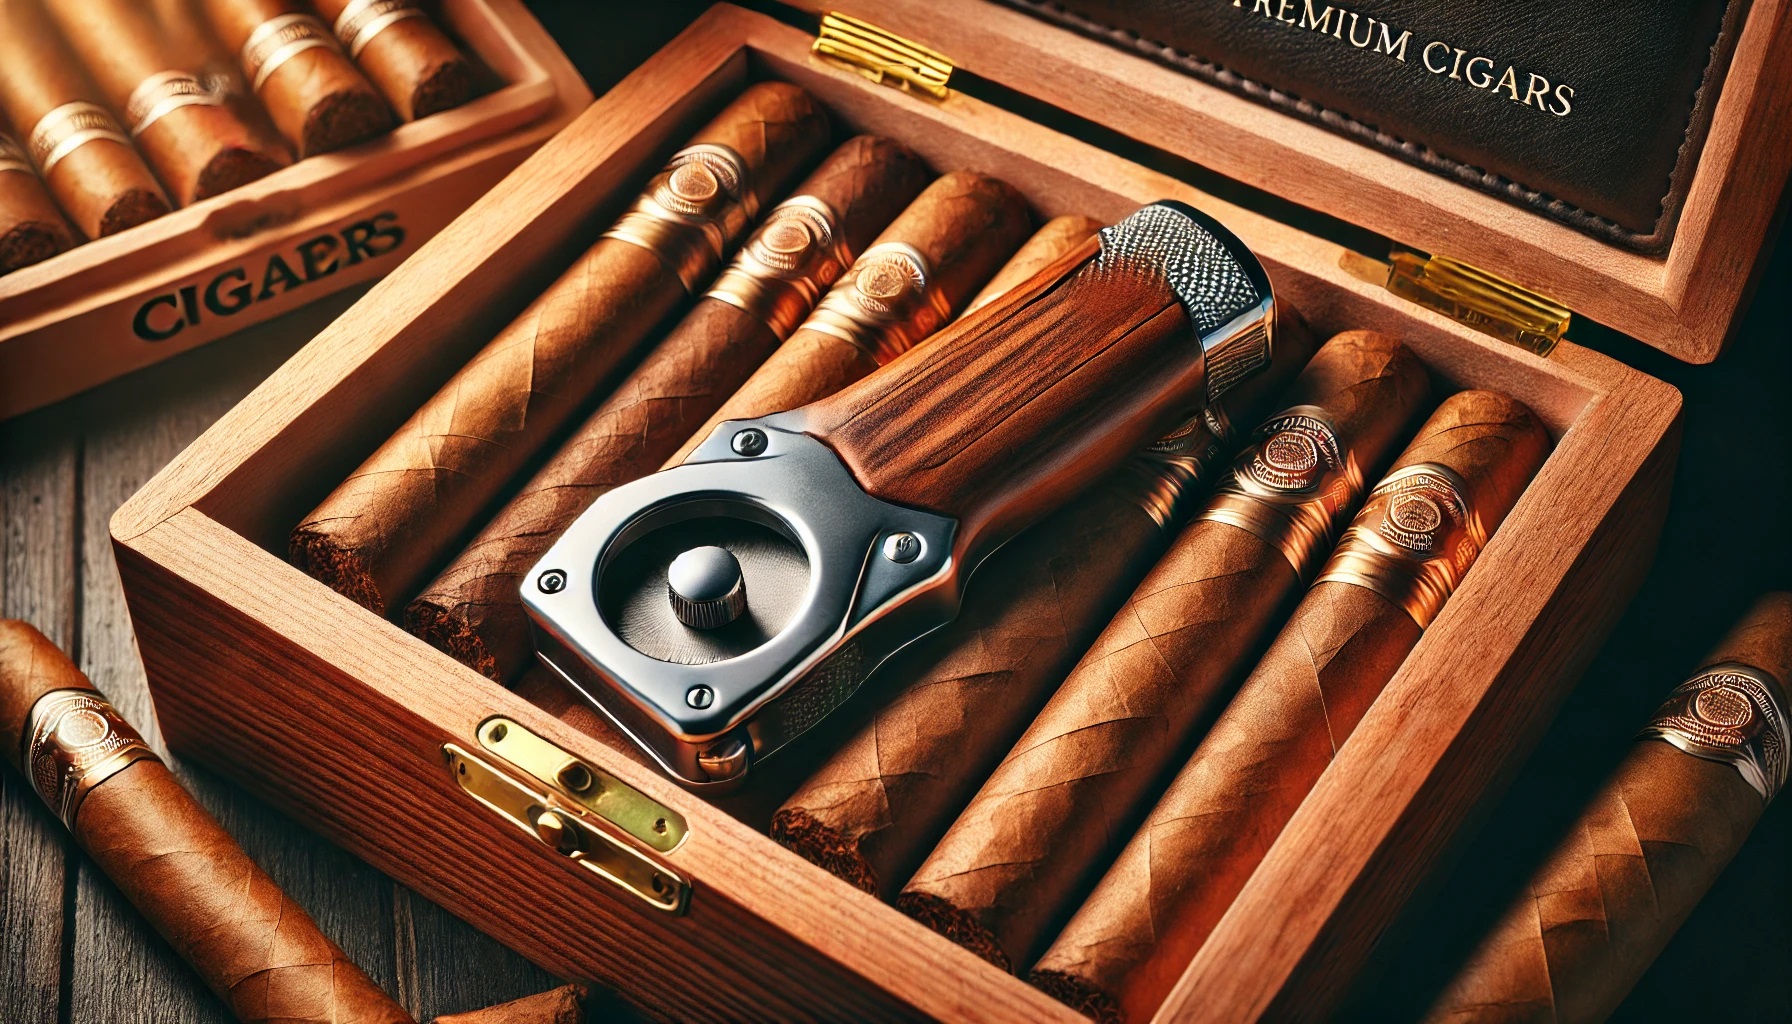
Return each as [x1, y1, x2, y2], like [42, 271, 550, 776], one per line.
[0, 220, 68, 273]
[410, 58, 479, 120]
[290, 529, 383, 612]
[194, 146, 287, 202]
[100, 189, 173, 236]
[770, 808, 881, 896]
[405, 599, 500, 682]
[896, 890, 1012, 971]
[303, 90, 394, 156]
[1029, 968, 1122, 1024]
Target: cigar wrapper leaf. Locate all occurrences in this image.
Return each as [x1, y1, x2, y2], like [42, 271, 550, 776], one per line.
[896, 330, 1431, 971]
[313, 0, 480, 121]
[291, 82, 832, 615]
[432, 983, 588, 1024]
[1422, 592, 1792, 1024]
[0, 619, 413, 1024]
[406, 135, 933, 682]
[0, 129, 75, 273]
[1029, 388, 1551, 1022]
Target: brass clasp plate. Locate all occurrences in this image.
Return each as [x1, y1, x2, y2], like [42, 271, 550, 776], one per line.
[1340, 249, 1570, 356]
[813, 13, 953, 99]
[444, 717, 690, 913]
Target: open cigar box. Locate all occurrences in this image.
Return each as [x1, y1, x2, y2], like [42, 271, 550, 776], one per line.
[109, 1, 1792, 1019]
[0, 0, 589, 421]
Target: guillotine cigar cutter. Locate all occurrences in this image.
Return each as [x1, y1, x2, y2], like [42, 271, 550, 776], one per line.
[524, 201, 1275, 785]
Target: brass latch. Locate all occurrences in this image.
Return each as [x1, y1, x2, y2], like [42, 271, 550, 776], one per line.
[814, 13, 953, 99]
[1342, 249, 1571, 357]
[445, 717, 690, 914]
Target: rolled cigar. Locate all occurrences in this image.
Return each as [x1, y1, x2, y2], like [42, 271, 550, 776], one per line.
[0, 127, 75, 274]
[896, 330, 1431, 971]
[405, 135, 932, 682]
[314, 0, 479, 121]
[1422, 593, 1791, 1024]
[0, 0, 171, 238]
[0, 619, 413, 1024]
[1029, 389, 1551, 1022]
[959, 214, 1103, 317]
[205, 0, 394, 156]
[44, 0, 290, 205]
[291, 83, 830, 614]
[769, 306, 1320, 899]
[432, 983, 588, 1024]
[662, 169, 1032, 465]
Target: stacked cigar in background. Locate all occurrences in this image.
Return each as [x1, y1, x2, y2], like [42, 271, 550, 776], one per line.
[0, 0, 480, 275]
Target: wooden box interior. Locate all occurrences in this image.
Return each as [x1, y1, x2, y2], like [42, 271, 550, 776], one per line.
[0, 0, 590, 419]
[112, 6, 1682, 1022]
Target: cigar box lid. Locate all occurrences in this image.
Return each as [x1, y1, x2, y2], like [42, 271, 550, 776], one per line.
[770, 0, 1792, 364]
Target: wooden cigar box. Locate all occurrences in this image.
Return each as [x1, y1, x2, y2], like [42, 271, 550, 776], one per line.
[0, 0, 590, 421]
[109, 1, 1792, 1019]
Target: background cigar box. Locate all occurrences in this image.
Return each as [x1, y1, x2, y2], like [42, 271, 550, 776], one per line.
[109, 1, 1792, 1019]
[0, 0, 590, 422]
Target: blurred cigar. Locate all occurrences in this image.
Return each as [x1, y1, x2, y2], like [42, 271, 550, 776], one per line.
[313, 0, 479, 121]
[405, 136, 931, 682]
[292, 83, 830, 615]
[0, 619, 413, 1024]
[1422, 593, 1791, 1024]
[0, 0, 170, 238]
[959, 214, 1103, 317]
[0, 128, 75, 273]
[663, 169, 1032, 464]
[45, 0, 290, 205]
[770, 305, 1319, 899]
[205, 0, 393, 156]
[433, 983, 588, 1024]
[897, 330, 1430, 971]
[1029, 389, 1550, 1022]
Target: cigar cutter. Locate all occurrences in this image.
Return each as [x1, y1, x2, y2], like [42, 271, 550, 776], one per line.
[525, 201, 1275, 784]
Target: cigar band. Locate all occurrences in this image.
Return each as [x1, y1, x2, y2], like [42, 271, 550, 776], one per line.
[243, 14, 342, 93]
[800, 241, 950, 364]
[333, 0, 429, 58]
[126, 72, 225, 137]
[0, 133, 31, 176]
[27, 103, 132, 176]
[1639, 661, 1788, 803]
[1314, 462, 1486, 628]
[1199, 405, 1364, 579]
[704, 195, 851, 340]
[24, 689, 160, 830]
[603, 143, 756, 294]
[1113, 414, 1227, 528]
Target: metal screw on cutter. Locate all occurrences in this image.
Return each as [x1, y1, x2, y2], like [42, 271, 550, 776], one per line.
[686, 685, 715, 709]
[538, 569, 567, 594]
[882, 532, 922, 563]
[731, 428, 768, 457]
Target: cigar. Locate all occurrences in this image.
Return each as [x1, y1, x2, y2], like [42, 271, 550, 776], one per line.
[895, 330, 1431, 971]
[1422, 593, 1791, 1024]
[0, 0, 171, 238]
[405, 135, 932, 682]
[0, 128, 75, 274]
[1028, 389, 1551, 1022]
[662, 169, 1032, 465]
[205, 0, 394, 156]
[769, 304, 1319, 899]
[432, 983, 588, 1024]
[44, 0, 290, 205]
[313, 0, 479, 121]
[291, 83, 831, 615]
[959, 214, 1103, 317]
[0, 619, 413, 1024]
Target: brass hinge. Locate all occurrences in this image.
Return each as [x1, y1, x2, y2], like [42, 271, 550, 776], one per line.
[1341, 249, 1571, 357]
[445, 717, 690, 914]
[813, 12, 954, 99]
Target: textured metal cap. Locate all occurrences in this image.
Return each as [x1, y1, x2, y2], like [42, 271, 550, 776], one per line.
[667, 546, 748, 630]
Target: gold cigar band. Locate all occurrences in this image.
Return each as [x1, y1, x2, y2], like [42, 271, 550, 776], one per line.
[604, 143, 756, 294]
[125, 71, 224, 138]
[333, 0, 429, 58]
[1199, 405, 1364, 579]
[1314, 462, 1486, 628]
[704, 195, 851, 340]
[1112, 413, 1228, 529]
[24, 690, 161, 830]
[27, 102, 132, 177]
[0, 133, 31, 176]
[800, 241, 951, 364]
[243, 13, 342, 92]
[1639, 661, 1788, 803]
